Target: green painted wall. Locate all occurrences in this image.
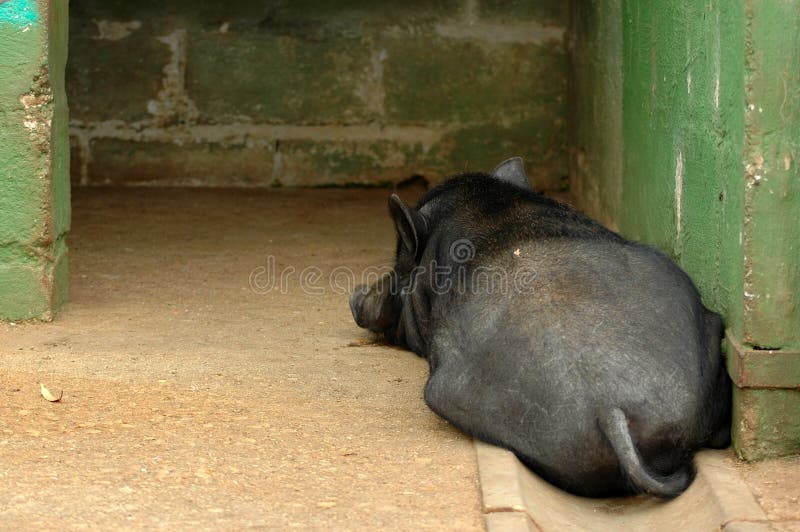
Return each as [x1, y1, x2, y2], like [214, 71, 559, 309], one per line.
[571, 0, 799, 459]
[572, 0, 747, 317]
[568, 0, 623, 231]
[620, 0, 746, 325]
[67, 0, 570, 189]
[0, 0, 70, 321]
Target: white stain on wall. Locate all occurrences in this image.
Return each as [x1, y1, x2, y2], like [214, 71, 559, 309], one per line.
[355, 48, 388, 117]
[675, 150, 684, 241]
[713, 12, 721, 110]
[147, 29, 199, 125]
[93, 19, 141, 41]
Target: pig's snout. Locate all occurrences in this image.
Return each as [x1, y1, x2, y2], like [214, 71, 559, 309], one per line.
[349, 284, 372, 328]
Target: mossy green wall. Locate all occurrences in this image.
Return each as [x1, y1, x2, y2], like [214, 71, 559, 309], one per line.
[67, 0, 570, 189]
[0, 0, 70, 321]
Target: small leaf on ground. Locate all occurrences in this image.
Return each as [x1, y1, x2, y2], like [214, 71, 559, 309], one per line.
[40, 383, 63, 402]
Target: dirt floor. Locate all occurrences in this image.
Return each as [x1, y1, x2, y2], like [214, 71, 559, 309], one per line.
[738, 456, 800, 529]
[0, 187, 483, 529]
[1, 187, 798, 530]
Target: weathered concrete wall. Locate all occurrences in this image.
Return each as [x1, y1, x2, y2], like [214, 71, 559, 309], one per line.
[571, 0, 800, 459]
[67, 0, 569, 189]
[0, 0, 70, 321]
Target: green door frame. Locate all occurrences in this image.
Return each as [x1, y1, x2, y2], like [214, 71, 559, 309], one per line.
[0, 0, 70, 321]
[726, 0, 800, 459]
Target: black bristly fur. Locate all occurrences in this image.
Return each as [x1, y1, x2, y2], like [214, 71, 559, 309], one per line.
[350, 160, 732, 499]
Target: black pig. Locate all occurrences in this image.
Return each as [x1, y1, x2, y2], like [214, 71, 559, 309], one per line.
[350, 157, 731, 498]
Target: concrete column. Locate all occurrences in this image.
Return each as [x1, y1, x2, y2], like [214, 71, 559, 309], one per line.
[0, 0, 70, 320]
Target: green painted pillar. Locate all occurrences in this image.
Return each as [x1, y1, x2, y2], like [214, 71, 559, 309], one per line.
[572, 0, 799, 459]
[0, 0, 70, 321]
[619, 0, 799, 460]
[726, 0, 800, 460]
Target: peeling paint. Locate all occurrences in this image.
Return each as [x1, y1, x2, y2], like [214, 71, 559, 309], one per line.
[740, 0, 800, 361]
[19, 84, 52, 135]
[685, 36, 692, 95]
[0, 0, 37, 28]
[18, 66, 54, 153]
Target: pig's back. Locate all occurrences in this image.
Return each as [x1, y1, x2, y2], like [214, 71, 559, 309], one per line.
[422, 181, 714, 494]
[433, 237, 709, 471]
[466, 236, 707, 406]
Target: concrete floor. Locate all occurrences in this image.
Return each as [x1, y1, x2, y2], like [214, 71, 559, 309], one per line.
[1, 187, 798, 529]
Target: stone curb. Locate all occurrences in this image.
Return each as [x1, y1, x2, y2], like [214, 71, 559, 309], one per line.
[475, 441, 770, 531]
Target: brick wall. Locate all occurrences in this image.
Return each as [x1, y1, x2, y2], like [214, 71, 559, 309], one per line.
[67, 0, 568, 188]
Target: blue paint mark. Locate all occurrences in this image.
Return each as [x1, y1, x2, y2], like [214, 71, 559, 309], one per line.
[0, 0, 39, 28]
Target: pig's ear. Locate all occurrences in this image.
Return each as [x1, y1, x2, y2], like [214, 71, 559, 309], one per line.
[388, 194, 427, 256]
[491, 156, 532, 190]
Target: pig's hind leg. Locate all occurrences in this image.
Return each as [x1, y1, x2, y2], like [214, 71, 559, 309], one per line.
[421, 362, 506, 450]
[702, 309, 732, 449]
